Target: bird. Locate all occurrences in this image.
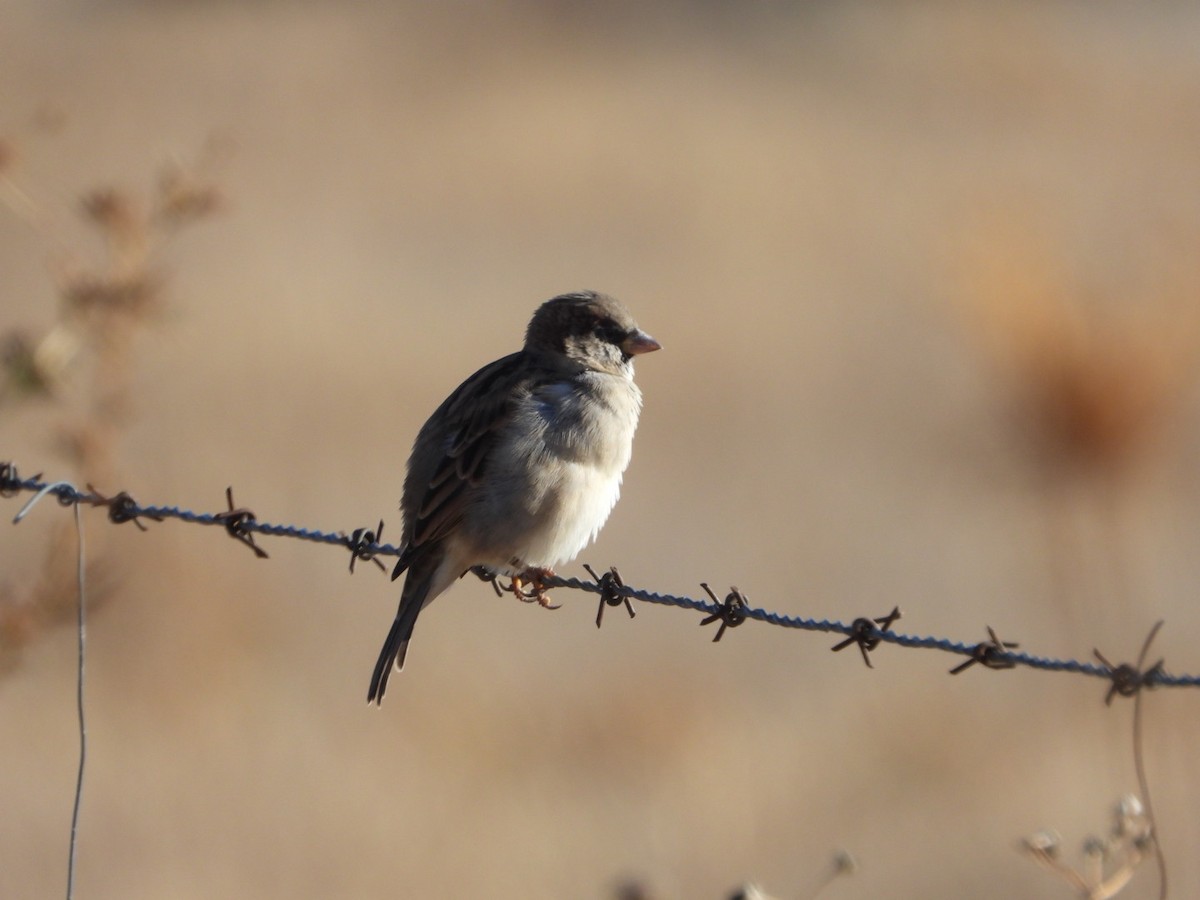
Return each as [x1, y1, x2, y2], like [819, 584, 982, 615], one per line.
[367, 290, 660, 704]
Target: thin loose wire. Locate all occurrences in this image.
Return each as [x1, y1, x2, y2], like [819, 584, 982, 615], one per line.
[12, 481, 88, 900]
[66, 499, 85, 900]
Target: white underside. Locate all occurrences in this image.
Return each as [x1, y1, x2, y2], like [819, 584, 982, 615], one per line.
[505, 461, 622, 570]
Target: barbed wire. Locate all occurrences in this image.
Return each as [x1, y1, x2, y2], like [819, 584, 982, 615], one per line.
[4, 460, 1198, 696]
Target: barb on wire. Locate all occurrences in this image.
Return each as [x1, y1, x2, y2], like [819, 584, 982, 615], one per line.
[213, 486, 269, 559]
[344, 520, 387, 574]
[1094, 633, 1166, 707]
[0, 460, 33, 498]
[583, 563, 635, 629]
[831, 606, 902, 668]
[949, 626, 1019, 675]
[86, 484, 163, 532]
[4, 464, 1200, 690]
[698, 583, 748, 642]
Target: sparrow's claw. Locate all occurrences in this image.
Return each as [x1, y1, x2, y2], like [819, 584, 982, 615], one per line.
[511, 576, 536, 603]
[510, 568, 559, 609]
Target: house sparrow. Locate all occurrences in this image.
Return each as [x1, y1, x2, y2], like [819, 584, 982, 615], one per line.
[368, 291, 659, 704]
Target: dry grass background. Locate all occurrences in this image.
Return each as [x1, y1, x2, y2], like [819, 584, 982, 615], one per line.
[3, 1, 1200, 897]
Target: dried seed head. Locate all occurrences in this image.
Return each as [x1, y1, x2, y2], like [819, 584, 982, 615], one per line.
[1024, 830, 1062, 858]
[1082, 835, 1108, 860]
[80, 188, 140, 236]
[156, 160, 223, 224]
[61, 271, 163, 319]
[954, 216, 1200, 478]
[1114, 794, 1143, 822]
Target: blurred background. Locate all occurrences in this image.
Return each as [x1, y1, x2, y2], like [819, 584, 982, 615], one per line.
[3, 1, 1200, 897]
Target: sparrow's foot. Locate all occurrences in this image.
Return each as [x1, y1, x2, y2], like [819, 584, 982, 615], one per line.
[510, 568, 560, 609]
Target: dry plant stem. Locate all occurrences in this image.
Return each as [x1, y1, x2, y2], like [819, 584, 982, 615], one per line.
[0, 143, 219, 675]
[1026, 621, 1166, 899]
[799, 850, 856, 900]
[1024, 843, 1097, 896]
[0, 170, 46, 230]
[1132, 621, 1166, 900]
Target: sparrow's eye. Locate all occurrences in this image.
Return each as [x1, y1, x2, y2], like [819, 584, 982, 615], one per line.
[594, 318, 626, 346]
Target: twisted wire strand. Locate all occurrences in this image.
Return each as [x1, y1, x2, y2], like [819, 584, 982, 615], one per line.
[6, 471, 1199, 688]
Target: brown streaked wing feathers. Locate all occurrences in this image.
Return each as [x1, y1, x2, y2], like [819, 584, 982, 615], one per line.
[404, 351, 528, 551]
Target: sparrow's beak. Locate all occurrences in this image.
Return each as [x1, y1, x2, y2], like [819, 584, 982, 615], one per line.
[622, 329, 662, 356]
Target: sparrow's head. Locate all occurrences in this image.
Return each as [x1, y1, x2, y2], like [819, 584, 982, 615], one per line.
[525, 290, 661, 376]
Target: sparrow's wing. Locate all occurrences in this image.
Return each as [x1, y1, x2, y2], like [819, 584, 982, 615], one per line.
[400, 351, 530, 560]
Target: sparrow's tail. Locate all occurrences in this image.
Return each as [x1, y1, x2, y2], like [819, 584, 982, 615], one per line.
[367, 564, 437, 706]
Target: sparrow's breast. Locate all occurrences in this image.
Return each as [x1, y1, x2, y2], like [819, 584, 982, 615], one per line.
[470, 371, 644, 570]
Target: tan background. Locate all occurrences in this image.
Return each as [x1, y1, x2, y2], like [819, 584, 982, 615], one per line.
[3, 2, 1200, 897]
